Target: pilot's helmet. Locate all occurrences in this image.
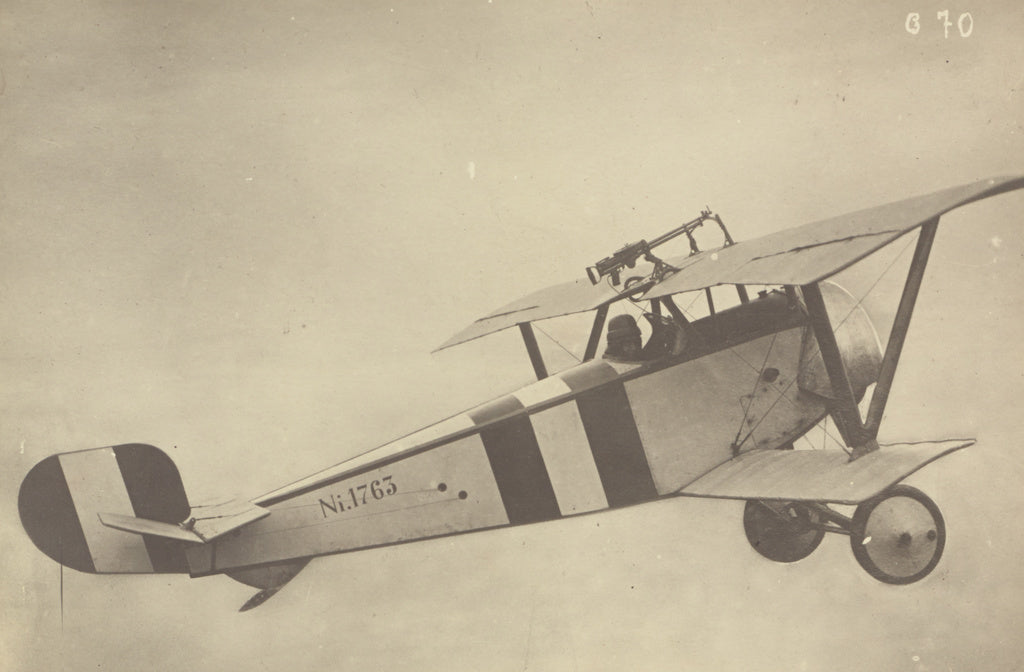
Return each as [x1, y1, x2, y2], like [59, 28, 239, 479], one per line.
[607, 314, 641, 345]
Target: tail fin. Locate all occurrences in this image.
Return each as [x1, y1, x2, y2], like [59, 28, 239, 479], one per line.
[18, 444, 191, 574]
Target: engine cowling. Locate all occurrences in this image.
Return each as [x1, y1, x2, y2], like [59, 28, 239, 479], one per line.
[797, 281, 883, 401]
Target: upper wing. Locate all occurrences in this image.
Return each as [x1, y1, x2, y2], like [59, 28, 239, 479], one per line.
[438, 176, 1024, 350]
[645, 175, 1024, 298]
[435, 277, 624, 351]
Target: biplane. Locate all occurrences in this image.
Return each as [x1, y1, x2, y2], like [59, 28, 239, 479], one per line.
[19, 176, 1024, 611]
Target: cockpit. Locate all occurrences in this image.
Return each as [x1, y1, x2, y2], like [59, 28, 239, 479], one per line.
[602, 312, 686, 363]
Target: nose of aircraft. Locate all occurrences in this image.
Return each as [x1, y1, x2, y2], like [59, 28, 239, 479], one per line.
[797, 280, 883, 400]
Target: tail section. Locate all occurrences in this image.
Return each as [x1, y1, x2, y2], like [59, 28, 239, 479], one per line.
[21, 442, 310, 609]
[18, 444, 191, 574]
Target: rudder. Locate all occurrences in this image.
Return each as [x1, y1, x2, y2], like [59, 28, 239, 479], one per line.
[19, 444, 191, 574]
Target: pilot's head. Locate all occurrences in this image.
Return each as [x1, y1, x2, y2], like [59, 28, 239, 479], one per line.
[605, 314, 642, 359]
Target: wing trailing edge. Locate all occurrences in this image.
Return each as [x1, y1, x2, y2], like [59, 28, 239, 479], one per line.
[435, 277, 624, 351]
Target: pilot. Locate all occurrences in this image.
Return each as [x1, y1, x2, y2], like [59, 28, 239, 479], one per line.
[603, 313, 687, 362]
[603, 314, 644, 361]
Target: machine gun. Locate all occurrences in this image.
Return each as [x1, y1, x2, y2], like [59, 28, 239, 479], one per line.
[585, 209, 734, 286]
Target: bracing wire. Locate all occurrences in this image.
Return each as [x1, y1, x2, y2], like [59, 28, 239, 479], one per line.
[532, 323, 581, 364]
[732, 331, 779, 449]
[729, 235, 917, 454]
[823, 233, 918, 336]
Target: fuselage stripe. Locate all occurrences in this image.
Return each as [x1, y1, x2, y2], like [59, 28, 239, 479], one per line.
[529, 402, 609, 515]
[574, 381, 659, 507]
[514, 375, 573, 409]
[560, 360, 620, 393]
[467, 395, 525, 425]
[477, 412, 561, 525]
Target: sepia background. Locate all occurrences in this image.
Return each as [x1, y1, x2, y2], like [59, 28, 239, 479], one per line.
[3, 1, 1023, 670]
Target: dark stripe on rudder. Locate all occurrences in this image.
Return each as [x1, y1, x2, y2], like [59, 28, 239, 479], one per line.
[476, 412, 561, 526]
[575, 382, 658, 508]
[18, 455, 96, 573]
[115, 444, 191, 573]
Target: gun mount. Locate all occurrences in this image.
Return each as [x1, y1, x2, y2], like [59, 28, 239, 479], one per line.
[585, 209, 735, 286]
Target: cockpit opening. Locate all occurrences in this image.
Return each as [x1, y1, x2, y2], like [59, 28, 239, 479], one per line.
[603, 313, 686, 363]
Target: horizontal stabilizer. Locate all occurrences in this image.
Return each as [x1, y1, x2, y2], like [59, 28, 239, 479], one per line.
[100, 499, 269, 543]
[99, 512, 204, 543]
[184, 500, 270, 541]
[678, 439, 973, 505]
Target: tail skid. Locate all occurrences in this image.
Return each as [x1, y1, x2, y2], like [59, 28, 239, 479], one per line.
[229, 558, 311, 611]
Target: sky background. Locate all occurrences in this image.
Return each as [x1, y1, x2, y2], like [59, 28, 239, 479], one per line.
[2, 1, 1023, 670]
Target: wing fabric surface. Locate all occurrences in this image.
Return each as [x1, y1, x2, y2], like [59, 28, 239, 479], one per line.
[439, 176, 1024, 349]
[436, 277, 622, 351]
[645, 175, 1024, 298]
[678, 439, 972, 505]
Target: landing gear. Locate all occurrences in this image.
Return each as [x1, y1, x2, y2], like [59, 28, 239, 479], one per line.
[743, 500, 825, 563]
[743, 484, 946, 584]
[849, 485, 945, 585]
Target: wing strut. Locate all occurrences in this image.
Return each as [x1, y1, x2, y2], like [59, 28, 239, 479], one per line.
[864, 217, 939, 435]
[801, 282, 871, 451]
[735, 285, 750, 304]
[583, 305, 609, 362]
[800, 217, 940, 460]
[663, 295, 710, 353]
[518, 322, 549, 380]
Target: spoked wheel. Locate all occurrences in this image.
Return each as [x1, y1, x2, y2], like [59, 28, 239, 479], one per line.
[850, 484, 945, 585]
[743, 500, 825, 563]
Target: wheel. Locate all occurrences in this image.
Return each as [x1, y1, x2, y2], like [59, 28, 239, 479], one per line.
[743, 500, 825, 563]
[850, 484, 945, 585]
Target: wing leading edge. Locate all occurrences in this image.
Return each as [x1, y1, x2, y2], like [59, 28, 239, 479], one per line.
[645, 175, 1024, 298]
[438, 176, 1024, 350]
[677, 439, 973, 505]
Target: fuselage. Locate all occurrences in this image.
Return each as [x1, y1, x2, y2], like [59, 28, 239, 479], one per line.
[186, 284, 881, 578]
